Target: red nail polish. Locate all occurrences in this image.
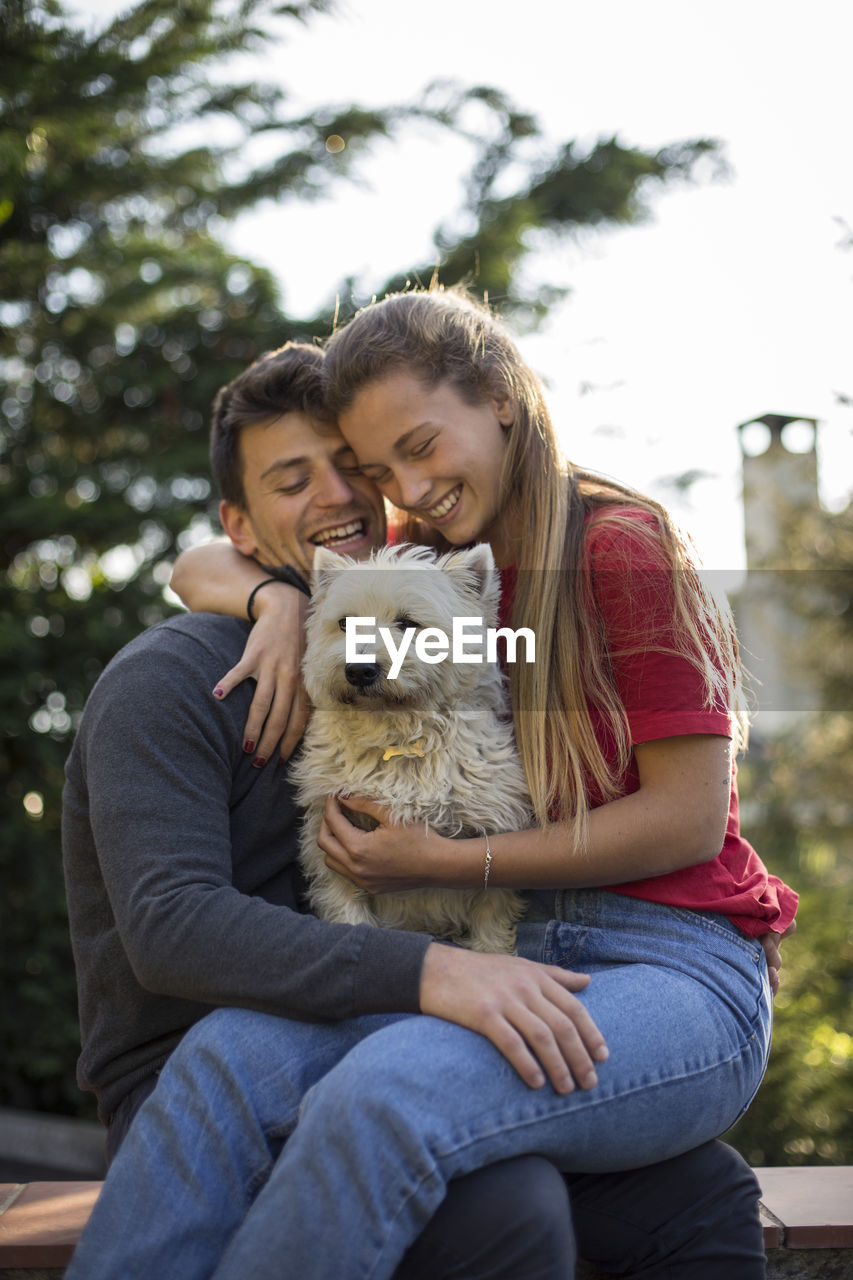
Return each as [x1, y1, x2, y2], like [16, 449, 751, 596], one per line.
[213, 687, 225, 699]
[244, 740, 255, 754]
[252, 756, 266, 769]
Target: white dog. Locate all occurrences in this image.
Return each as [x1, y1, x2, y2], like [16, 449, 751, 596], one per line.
[291, 542, 532, 954]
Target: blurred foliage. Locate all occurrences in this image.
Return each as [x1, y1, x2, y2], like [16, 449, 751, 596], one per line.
[727, 499, 853, 1165]
[2, 0, 723, 1117]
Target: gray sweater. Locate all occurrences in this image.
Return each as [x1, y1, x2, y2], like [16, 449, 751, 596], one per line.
[62, 613, 431, 1123]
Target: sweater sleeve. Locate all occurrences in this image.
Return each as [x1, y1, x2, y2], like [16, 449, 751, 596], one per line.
[66, 619, 430, 1026]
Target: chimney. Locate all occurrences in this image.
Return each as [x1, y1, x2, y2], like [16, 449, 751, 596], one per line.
[738, 413, 819, 568]
[735, 412, 820, 736]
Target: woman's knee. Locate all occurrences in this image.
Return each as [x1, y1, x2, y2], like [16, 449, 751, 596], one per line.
[296, 1016, 496, 1147]
[166, 1008, 415, 1138]
[174, 1007, 360, 1079]
[162, 1008, 349, 1129]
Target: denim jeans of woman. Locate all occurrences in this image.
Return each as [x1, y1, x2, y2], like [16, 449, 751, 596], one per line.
[65, 891, 771, 1280]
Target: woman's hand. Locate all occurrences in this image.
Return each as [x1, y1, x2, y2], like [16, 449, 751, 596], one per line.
[213, 586, 311, 764]
[759, 920, 797, 996]
[318, 794, 469, 893]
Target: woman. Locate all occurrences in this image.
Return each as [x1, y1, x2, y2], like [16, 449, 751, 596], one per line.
[172, 287, 796, 1277]
[314, 287, 792, 919]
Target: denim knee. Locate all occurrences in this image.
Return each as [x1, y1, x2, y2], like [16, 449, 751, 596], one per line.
[168, 1006, 404, 1136]
[169, 1009, 266, 1081]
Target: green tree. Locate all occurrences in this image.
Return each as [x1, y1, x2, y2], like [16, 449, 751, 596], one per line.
[727, 500, 853, 1165]
[0, 0, 720, 1114]
[0, 0, 405, 1112]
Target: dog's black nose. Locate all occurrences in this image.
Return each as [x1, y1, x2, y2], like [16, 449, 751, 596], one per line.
[345, 663, 381, 688]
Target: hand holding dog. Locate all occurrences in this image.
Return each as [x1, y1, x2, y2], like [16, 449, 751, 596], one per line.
[319, 793, 458, 893]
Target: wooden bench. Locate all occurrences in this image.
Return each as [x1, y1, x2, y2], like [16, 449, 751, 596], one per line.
[1, 1169, 851, 1278]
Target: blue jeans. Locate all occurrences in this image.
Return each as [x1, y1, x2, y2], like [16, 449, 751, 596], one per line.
[67, 891, 771, 1280]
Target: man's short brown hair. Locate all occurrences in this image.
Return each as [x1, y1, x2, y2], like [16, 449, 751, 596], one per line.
[210, 342, 331, 508]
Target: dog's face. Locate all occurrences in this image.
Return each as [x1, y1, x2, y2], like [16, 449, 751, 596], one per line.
[303, 543, 501, 708]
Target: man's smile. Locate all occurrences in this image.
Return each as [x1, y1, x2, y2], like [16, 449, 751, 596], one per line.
[310, 517, 370, 549]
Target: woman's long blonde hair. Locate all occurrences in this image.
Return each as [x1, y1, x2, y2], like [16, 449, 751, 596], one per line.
[323, 286, 747, 846]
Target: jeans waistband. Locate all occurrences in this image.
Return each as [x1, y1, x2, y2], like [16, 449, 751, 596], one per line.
[521, 887, 743, 935]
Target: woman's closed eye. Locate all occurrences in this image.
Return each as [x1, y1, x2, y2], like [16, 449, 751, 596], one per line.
[356, 435, 437, 484]
[410, 434, 437, 458]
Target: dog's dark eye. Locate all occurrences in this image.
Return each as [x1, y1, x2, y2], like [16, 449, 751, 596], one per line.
[337, 618, 347, 631]
[395, 616, 418, 631]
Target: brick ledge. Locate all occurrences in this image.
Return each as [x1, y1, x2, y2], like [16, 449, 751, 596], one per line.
[1, 1168, 851, 1278]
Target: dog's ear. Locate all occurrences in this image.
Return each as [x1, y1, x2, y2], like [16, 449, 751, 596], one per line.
[311, 545, 349, 599]
[440, 543, 499, 616]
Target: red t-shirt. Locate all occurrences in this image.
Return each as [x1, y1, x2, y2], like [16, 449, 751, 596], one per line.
[499, 511, 798, 939]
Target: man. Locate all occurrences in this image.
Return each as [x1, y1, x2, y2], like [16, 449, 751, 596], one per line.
[63, 343, 767, 1278]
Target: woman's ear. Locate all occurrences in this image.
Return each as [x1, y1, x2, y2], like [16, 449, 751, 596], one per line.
[487, 377, 515, 426]
[219, 499, 260, 558]
[494, 395, 515, 426]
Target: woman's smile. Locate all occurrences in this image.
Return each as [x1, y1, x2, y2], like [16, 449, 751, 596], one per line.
[423, 483, 463, 522]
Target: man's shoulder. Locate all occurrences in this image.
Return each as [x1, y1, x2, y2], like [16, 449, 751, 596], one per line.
[90, 613, 252, 705]
[112, 611, 250, 666]
[69, 614, 255, 770]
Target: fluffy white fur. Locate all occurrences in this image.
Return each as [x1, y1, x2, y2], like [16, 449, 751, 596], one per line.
[291, 542, 532, 954]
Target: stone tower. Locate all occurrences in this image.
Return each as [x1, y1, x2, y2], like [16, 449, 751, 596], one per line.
[734, 412, 820, 736]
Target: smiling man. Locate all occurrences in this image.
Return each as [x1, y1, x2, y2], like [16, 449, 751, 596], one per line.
[213, 353, 385, 567]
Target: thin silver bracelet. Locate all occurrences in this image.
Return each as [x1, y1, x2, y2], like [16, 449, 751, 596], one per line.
[483, 833, 492, 889]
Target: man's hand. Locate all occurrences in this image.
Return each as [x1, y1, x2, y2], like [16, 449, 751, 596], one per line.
[759, 920, 797, 996]
[212, 586, 310, 764]
[419, 942, 609, 1096]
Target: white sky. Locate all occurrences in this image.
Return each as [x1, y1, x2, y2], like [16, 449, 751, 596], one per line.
[78, 0, 853, 568]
